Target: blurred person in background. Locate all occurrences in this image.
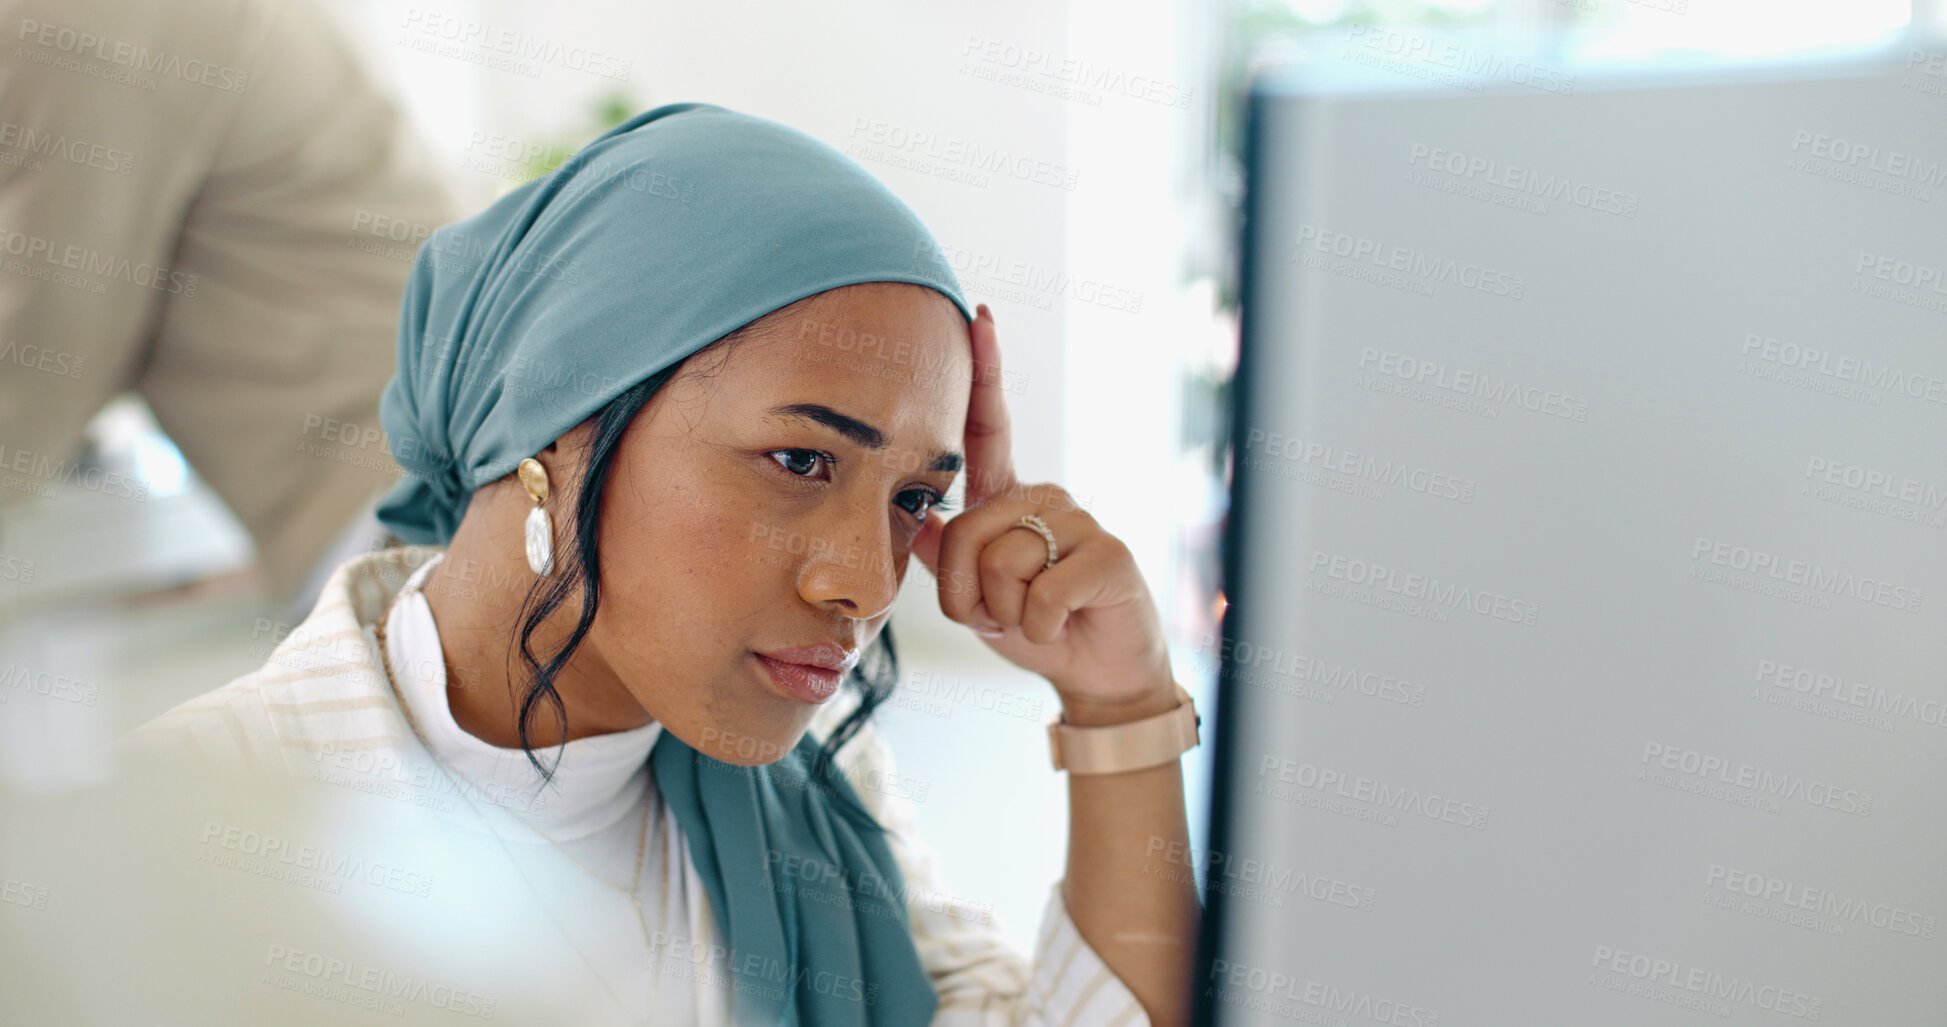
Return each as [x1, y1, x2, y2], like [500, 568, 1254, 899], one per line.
[0, 0, 460, 620]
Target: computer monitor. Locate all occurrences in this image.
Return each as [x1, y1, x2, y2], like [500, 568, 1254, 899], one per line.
[1199, 30, 1947, 1024]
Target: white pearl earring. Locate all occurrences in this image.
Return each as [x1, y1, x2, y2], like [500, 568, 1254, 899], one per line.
[518, 457, 553, 576]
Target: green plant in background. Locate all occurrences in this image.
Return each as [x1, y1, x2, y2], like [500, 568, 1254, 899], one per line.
[512, 89, 645, 185]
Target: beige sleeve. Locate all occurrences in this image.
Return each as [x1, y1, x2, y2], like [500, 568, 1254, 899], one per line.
[115, 670, 287, 776]
[0, 0, 461, 599]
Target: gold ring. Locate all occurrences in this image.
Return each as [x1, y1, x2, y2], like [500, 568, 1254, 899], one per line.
[1016, 514, 1058, 569]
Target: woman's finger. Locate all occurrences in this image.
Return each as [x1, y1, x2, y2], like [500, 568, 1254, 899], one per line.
[932, 491, 1090, 625]
[962, 304, 1017, 508]
[971, 526, 1058, 629]
[1017, 539, 1126, 645]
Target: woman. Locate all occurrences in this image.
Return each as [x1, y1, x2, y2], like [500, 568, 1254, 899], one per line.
[127, 102, 1203, 1026]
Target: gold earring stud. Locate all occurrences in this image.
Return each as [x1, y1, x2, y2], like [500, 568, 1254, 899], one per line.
[518, 458, 553, 576]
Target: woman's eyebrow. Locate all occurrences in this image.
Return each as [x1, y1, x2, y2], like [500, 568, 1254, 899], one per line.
[767, 403, 963, 472]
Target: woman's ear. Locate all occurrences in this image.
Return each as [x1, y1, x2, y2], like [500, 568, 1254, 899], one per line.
[527, 420, 597, 499]
[533, 423, 579, 463]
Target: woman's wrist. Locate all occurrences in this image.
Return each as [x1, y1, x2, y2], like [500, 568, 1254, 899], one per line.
[1057, 676, 1184, 728]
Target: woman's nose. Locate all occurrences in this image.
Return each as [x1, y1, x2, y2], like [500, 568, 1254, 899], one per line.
[794, 509, 901, 620]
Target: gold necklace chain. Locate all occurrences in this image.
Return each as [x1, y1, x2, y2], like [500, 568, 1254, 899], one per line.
[371, 582, 656, 951]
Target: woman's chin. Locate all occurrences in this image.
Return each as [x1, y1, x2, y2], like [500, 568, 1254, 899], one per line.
[692, 713, 811, 767]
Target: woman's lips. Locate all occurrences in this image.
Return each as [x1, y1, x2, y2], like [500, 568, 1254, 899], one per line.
[754, 653, 841, 704]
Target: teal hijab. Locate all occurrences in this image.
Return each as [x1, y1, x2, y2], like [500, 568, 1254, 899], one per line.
[376, 102, 972, 1025]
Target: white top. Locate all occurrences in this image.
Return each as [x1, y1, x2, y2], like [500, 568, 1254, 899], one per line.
[382, 552, 729, 1022]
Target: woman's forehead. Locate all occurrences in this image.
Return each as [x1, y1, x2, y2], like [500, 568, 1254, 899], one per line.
[750, 329, 971, 431]
[662, 293, 972, 450]
[742, 287, 969, 390]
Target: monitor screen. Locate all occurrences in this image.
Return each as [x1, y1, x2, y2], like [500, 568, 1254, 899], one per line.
[1200, 35, 1947, 1025]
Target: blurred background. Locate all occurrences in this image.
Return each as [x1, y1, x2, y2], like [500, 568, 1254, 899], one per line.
[2, 0, 1941, 957]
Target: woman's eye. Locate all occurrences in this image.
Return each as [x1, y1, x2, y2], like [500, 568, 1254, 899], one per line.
[896, 489, 935, 520]
[898, 489, 957, 522]
[770, 448, 955, 522]
[769, 449, 831, 478]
